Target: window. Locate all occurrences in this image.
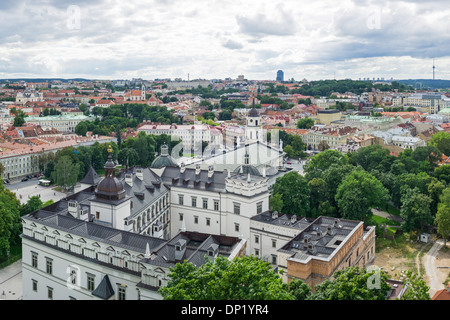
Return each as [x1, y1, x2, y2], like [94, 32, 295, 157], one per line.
[87, 274, 95, 292]
[271, 255, 277, 265]
[194, 216, 199, 224]
[46, 258, 53, 274]
[202, 199, 208, 209]
[32, 280, 38, 292]
[272, 239, 276, 248]
[214, 200, 219, 211]
[47, 287, 53, 300]
[178, 194, 184, 205]
[255, 235, 259, 244]
[191, 197, 197, 207]
[235, 223, 240, 232]
[206, 218, 210, 226]
[179, 213, 183, 221]
[118, 286, 126, 300]
[257, 202, 263, 214]
[255, 249, 259, 256]
[96, 211, 100, 220]
[31, 252, 38, 268]
[233, 203, 240, 215]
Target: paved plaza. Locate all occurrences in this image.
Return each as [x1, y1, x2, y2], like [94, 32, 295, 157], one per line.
[0, 260, 22, 300]
[9, 182, 67, 205]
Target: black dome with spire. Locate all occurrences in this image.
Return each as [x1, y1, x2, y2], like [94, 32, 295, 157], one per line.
[95, 145, 126, 201]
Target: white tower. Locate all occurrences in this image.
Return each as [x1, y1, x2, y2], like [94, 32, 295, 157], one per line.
[246, 100, 261, 142]
[141, 84, 146, 100]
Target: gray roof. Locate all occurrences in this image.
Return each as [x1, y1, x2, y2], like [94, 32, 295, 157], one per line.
[80, 167, 101, 185]
[24, 210, 167, 254]
[142, 232, 240, 268]
[159, 167, 229, 193]
[116, 168, 170, 219]
[92, 275, 114, 300]
[278, 216, 363, 260]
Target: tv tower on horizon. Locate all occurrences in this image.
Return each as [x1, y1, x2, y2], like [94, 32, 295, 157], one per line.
[433, 59, 436, 80]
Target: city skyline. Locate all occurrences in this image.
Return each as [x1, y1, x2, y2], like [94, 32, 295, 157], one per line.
[0, 0, 449, 81]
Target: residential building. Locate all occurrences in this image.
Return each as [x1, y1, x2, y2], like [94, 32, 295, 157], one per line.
[24, 114, 95, 133]
[303, 126, 360, 150]
[137, 123, 222, 153]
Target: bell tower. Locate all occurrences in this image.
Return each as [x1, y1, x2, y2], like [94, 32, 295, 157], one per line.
[246, 99, 261, 142]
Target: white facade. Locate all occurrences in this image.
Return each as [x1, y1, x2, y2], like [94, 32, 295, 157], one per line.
[137, 124, 222, 152]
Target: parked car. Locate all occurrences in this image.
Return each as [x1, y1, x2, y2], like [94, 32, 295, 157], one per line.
[21, 178, 28, 182]
[3, 180, 9, 184]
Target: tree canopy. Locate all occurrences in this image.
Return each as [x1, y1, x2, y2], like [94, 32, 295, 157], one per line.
[159, 255, 295, 300]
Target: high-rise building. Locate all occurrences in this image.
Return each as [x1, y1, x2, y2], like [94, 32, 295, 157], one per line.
[276, 70, 284, 82]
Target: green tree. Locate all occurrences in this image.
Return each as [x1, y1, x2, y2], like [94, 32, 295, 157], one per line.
[433, 165, 450, 185]
[13, 114, 26, 127]
[269, 192, 284, 213]
[51, 156, 80, 191]
[317, 140, 330, 152]
[305, 149, 348, 180]
[428, 131, 450, 156]
[159, 255, 294, 300]
[272, 171, 310, 216]
[75, 121, 88, 136]
[0, 182, 21, 259]
[348, 144, 394, 172]
[20, 196, 43, 216]
[308, 178, 329, 217]
[297, 118, 314, 129]
[282, 278, 312, 300]
[400, 271, 430, 300]
[335, 169, 389, 222]
[312, 267, 391, 300]
[435, 204, 450, 247]
[400, 188, 433, 232]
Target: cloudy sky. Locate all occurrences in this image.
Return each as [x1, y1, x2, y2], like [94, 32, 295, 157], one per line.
[1, 0, 449, 81]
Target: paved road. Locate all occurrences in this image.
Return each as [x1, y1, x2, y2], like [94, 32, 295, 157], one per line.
[423, 239, 445, 298]
[0, 259, 22, 300]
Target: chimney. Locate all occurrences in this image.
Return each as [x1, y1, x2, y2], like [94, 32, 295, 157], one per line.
[180, 162, 186, 174]
[195, 164, 201, 175]
[262, 166, 266, 178]
[125, 173, 133, 186]
[290, 215, 296, 224]
[136, 168, 143, 180]
[272, 211, 278, 219]
[208, 164, 214, 178]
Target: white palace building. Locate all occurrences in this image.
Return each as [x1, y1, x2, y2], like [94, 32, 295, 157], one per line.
[21, 139, 376, 300]
[21, 144, 269, 300]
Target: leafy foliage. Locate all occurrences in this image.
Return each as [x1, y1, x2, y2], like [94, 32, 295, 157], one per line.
[159, 256, 295, 300]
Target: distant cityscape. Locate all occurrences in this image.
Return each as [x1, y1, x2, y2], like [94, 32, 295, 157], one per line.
[0, 73, 449, 302]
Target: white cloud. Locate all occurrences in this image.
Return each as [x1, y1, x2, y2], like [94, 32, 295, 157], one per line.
[0, 0, 449, 80]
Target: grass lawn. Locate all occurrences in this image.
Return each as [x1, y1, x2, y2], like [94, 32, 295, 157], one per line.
[371, 215, 401, 226]
[386, 203, 401, 216]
